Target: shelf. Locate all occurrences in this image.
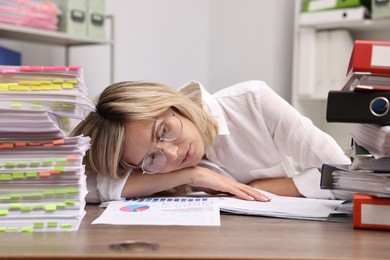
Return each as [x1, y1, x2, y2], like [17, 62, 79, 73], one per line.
[0, 23, 111, 46]
[299, 18, 390, 33]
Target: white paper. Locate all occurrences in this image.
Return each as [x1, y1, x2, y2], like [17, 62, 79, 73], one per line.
[219, 190, 345, 220]
[92, 197, 221, 226]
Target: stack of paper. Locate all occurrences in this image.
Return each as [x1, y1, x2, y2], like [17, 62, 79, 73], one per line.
[0, 65, 92, 232]
[0, 0, 61, 31]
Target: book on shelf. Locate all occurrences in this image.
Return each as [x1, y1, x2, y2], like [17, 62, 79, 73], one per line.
[0, 65, 93, 232]
[302, 0, 368, 13]
[299, 6, 369, 26]
[353, 194, 390, 231]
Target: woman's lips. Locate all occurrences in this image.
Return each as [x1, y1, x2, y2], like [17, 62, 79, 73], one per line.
[180, 144, 192, 165]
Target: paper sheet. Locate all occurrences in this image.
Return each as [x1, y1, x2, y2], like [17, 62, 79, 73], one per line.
[92, 197, 221, 226]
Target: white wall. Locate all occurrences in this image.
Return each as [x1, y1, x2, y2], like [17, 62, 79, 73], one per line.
[0, 0, 294, 101]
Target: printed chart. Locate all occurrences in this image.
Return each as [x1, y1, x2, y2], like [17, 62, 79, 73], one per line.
[92, 197, 220, 226]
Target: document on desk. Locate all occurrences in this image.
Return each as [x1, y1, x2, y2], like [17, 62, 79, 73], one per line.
[219, 190, 347, 221]
[92, 197, 221, 226]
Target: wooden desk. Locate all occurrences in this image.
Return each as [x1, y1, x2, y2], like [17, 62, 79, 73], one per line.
[1, 204, 389, 260]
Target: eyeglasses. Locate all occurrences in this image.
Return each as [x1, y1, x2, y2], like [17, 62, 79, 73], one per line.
[137, 110, 183, 174]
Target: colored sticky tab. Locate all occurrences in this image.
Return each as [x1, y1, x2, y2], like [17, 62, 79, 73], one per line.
[0, 174, 12, 181]
[9, 204, 22, 210]
[43, 160, 54, 166]
[25, 172, 38, 178]
[33, 222, 44, 228]
[10, 194, 21, 199]
[0, 209, 8, 216]
[65, 200, 75, 206]
[30, 161, 40, 167]
[15, 142, 27, 147]
[12, 172, 24, 179]
[16, 162, 28, 167]
[5, 162, 16, 168]
[0, 83, 8, 91]
[53, 139, 65, 145]
[47, 222, 58, 227]
[10, 103, 23, 108]
[22, 226, 33, 232]
[21, 206, 32, 212]
[61, 224, 72, 229]
[39, 172, 51, 177]
[0, 227, 6, 232]
[31, 103, 42, 108]
[44, 190, 55, 195]
[56, 202, 67, 208]
[62, 83, 74, 89]
[45, 204, 57, 212]
[54, 166, 65, 172]
[33, 205, 44, 210]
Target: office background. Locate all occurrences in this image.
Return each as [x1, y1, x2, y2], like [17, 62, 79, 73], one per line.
[0, 0, 295, 100]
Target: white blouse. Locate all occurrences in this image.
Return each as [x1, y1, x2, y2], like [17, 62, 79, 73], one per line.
[86, 80, 351, 203]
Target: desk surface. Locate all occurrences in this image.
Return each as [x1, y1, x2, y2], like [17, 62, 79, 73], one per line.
[1, 204, 389, 260]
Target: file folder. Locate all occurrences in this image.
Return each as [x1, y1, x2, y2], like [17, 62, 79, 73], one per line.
[347, 40, 390, 76]
[326, 90, 390, 124]
[353, 194, 390, 231]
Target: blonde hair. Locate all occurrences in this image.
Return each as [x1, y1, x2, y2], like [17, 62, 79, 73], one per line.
[71, 81, 218, 184]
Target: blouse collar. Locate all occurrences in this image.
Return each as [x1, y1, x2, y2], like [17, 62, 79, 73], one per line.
[178, 80, 229, 135]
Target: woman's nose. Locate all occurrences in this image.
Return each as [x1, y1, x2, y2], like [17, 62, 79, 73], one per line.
[157, 142, 178, 160]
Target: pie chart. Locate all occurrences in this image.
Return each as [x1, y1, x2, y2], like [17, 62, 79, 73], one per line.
[120, 204, 150, 212]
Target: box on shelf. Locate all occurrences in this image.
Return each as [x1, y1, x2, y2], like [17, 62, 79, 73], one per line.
[0, 46, 21, 65]
[53, 0, 87, 37]
[86, 0, 106, 39]
[372, 0, 390, 19]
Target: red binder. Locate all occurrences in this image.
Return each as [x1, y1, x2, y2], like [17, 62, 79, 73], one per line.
[353, 194, 390, 231]
[347, 40, 390, 76]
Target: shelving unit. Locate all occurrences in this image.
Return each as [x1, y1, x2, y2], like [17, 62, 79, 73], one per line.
[0, 16, 114, 83]
[291, 0, 390, 149]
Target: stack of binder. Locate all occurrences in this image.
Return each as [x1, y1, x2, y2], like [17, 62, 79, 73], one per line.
[0, 65, 93, 232]
[322, 40, 390, 231]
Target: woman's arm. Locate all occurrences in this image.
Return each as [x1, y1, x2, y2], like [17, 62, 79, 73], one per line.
[248, 177, 303, 197]
[122, 166, 270, 201]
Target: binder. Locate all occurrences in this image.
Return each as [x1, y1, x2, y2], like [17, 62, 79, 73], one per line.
[326, 90, 390, 124]
[320, 163, 390, 197]
[299, 6, 369, 26]
[353, 194, 390, 231]
[302, 0, 364, 13]
[347, 40, 390, 76]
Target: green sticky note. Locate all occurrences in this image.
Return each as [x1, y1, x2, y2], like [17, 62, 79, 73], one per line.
[0, 210, 8, 216]
[25, 172, 38, 178]
[9, 204, 22, 210]
[33, 222, 44, 228]
[0, 227, 6, 232]
[44, 190, 55, 195]
[10, 194, 21, 199]
[21, 206, 32, 212]
[45, 204, 57, 212]
[22, 226, 33, 232]
[54, 166, 65, 172]
[65, 200, 75, 206]
[6, 227, 18, 231]
[5, 162, 16, 168]
[33, 205, 44, 210]
[29, 161, 40, 167]
[12, 172, 24, 179]
[61, 224, 72, 229]
[0, 174, 12, 181]
[47, 222, 58, 228]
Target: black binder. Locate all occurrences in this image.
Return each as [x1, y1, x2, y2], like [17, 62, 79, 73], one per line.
[326, 90, 390, 124]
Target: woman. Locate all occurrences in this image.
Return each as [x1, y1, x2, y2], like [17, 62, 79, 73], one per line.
[71, 80, 351, 203]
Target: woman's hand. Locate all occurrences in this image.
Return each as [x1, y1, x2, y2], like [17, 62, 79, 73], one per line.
[189, 166, 270, 202]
